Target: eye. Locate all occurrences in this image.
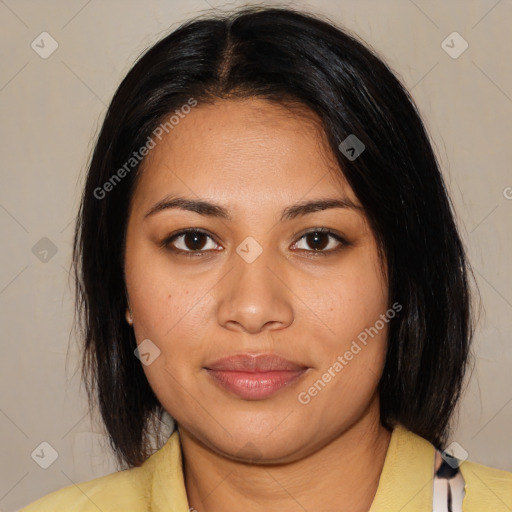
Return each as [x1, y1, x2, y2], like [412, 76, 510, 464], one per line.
[291, 228, 348, 255]
[162, 229, 220, 256]
[162, 227, 348, 258]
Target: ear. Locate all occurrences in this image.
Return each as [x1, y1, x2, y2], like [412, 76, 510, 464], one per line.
[125, 307, 133, 325]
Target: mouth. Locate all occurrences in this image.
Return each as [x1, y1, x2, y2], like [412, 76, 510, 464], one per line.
[204, 353, 309, 400]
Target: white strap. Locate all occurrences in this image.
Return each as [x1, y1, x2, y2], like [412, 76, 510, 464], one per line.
[432, 450, 465, 512]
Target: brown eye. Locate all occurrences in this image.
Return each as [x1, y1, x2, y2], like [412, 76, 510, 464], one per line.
[291, 229, 347, 254]
[163, 229, 220, 255]
[304, 231, 330, 250]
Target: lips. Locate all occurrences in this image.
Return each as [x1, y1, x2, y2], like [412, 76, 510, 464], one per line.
[204, 353, 308, 400]
[205, 353, 306, 372]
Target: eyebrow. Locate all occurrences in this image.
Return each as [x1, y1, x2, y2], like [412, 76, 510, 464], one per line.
[144, 195, 363, 222]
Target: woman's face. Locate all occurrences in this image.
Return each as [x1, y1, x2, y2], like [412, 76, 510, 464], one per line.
[124, 98, 390, 463]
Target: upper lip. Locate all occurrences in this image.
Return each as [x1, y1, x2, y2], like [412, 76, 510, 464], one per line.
[205, 353, 307, 372]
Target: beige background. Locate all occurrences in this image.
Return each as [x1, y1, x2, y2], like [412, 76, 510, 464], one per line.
[1, 0, 511, 510]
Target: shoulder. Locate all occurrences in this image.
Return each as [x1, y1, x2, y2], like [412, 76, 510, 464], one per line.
[19, 431, 188, 512]
[19, 465, 151, 512]
[458, 457, 512, 510]
[383, 424, 512, 511]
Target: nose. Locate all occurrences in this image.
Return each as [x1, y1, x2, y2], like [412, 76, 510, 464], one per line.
[215, 248, 294, 335]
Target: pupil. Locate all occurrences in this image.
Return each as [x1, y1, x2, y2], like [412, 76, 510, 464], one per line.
[308, 232, 328, 250]
[185, 232, 205, 251]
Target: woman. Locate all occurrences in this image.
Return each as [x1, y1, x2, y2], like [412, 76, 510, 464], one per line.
[21, 6, 512, 512]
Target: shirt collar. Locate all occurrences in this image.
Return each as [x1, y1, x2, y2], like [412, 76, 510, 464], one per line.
[369, 423, 435, 511]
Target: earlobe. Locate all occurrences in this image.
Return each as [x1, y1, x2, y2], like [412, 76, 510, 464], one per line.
[125, 307, 133, 325]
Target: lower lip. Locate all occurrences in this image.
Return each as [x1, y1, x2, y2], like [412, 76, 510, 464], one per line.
[205, 369, 307, 400]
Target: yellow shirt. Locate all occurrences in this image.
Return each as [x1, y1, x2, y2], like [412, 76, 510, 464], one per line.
[20, 423, 512, 511]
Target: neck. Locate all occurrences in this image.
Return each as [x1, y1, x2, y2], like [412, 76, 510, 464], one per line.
[179, 403, 392, 512]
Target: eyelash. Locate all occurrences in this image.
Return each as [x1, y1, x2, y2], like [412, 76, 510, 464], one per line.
[161, 227, 350, 258]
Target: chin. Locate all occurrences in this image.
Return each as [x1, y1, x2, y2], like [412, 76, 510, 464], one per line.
[197, 424, 309, 465]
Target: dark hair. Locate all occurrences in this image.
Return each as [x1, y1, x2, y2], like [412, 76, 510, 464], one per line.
[72, 5, 476, 468]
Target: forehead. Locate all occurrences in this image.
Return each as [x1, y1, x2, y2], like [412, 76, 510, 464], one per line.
[132, 98, 358, 211]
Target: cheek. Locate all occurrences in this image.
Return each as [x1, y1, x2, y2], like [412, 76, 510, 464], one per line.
[308, 257, 388, 352]
[297, 250, 388, 404]
[126, 256, 219, 405]
[126, 241, 212, 342]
